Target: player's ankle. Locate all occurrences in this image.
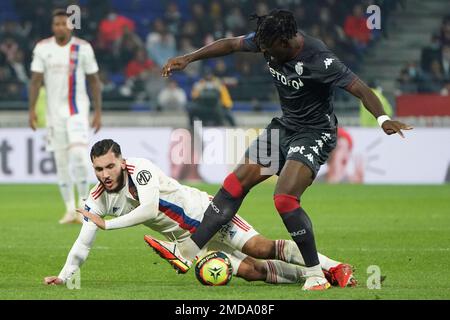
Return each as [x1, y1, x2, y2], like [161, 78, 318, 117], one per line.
[304, 264, 324, 278]
[179, 238, 201, 261]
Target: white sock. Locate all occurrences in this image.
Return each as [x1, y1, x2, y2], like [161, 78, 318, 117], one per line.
[304, 264, 324, 278]
[178, 237, 201, 261]
[69, 145, 90, 204]
[54, 149, 75, 213]
[264, 260, 305, 284]
[275, 240, 340, 271]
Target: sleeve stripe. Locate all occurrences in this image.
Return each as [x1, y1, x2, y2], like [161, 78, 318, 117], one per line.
[345, 76, 359, 90]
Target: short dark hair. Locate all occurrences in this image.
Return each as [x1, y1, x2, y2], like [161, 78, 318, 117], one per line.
[90, 139, 122, 161]
[251, 9, 298, 49]
[52, 8, 69, 18]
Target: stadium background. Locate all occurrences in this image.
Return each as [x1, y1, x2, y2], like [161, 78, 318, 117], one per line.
[1, 0, 450, 300]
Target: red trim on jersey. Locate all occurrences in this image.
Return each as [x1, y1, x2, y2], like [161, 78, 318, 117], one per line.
[92, 184, 104, 199]
[345, 76, 359, 91]
[93, 188, 105, 200]
[126, 165, 135, 174]
[91, 184, 103, 196]
[231, 216, 250, 232]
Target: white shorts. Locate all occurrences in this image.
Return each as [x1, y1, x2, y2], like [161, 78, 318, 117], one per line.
[46, 114, 89, 151]
[205, 214, 259, 275]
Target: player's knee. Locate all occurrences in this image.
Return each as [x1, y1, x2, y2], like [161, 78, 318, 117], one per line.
[274, 194, 300, 215]
[242, 236, 274, 259]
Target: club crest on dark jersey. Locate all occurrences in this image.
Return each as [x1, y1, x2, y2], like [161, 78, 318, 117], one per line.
[136, 170, 152, 185]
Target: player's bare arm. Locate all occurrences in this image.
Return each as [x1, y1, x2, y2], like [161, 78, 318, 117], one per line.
[162, 37, 244, 77]
[86, 72, 102, 133]
[28, 72, 44, 131]
[347, 78, 413, 138]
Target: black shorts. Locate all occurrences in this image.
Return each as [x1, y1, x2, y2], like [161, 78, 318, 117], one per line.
[245, 118, 337, 178]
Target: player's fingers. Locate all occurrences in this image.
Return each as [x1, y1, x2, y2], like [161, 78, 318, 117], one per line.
[401, 124, 414, 130]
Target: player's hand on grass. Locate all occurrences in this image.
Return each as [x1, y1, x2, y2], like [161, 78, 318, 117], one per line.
[29, 109, 38, 131]
[44, 276, 63, 285]
[76, 208, 106, 230]
[162, 56, 189, 77]
[382, 120, 413, 138]
[91, 111, 101, 133]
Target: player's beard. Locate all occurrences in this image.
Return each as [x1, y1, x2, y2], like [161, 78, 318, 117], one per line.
[103, 169, 126, 193]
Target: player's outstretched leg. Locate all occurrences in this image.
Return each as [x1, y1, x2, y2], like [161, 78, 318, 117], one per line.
[241, 235, 356, 287]
[274, 160, 329, 291]
[273, 239, 357, 288]
[237, 256, 305, 284]
[178, 162, 270, 261]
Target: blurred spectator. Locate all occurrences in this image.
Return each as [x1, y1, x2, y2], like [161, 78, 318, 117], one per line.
[164, 1, 182, 36]
[157, 79, 187, 112]
[420, 59, 447, 94]
[344, 4, 371, 53]
[439, 45, 450, 81]
[189, 69, 234, 127]
[225, 7, 246, 35]
[145, 68, 166, 105]
[9, 48, 28, 84]
[1, 0, 398, 107]
[0, 37, 20, 62]
[191, 3, 212, 43]
[145, 19, 177, 67]
[125, 49, 155, 79]
[396, 62, 423, 95]
[116, 26, 144, 67]
[440, 15, 450, 45]
[98, 9, 135, 50]
[421, 33, 442, 73]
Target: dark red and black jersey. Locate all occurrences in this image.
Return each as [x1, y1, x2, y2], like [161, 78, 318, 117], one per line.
[240, 31, 358, 131]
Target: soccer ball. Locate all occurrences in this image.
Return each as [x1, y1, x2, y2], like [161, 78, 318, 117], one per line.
[195, 251, 233, 286]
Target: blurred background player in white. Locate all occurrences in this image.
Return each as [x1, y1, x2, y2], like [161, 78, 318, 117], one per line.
[28, 9, 102, 224]
[44, 139, 355, 288]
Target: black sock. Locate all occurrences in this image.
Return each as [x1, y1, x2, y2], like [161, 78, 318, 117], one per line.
[191, 188, 245, 249]
[279, 207, 319, 267]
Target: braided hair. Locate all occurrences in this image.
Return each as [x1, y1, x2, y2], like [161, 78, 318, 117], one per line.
[250, 9, 298, 49]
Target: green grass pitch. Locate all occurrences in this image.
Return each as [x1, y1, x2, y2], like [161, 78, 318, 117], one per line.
[1, 183, 449, 300]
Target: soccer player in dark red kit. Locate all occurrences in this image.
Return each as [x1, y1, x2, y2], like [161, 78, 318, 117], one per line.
[149, 9, 412, 290]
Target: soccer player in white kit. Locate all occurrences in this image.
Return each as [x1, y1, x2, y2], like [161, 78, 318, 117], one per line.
[29, 9, 102, 224]
[44, 139, 356, 288]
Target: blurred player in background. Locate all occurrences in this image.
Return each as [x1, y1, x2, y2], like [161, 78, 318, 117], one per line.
[43, 139, 356, 288]
[28, 9, 102, 224]
[159, 9, 412, 290]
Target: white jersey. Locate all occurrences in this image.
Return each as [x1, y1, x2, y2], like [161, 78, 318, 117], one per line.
[30, 36, 99, 125]
[57, 157, 257, 281]
[86, 157, 212, 241]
